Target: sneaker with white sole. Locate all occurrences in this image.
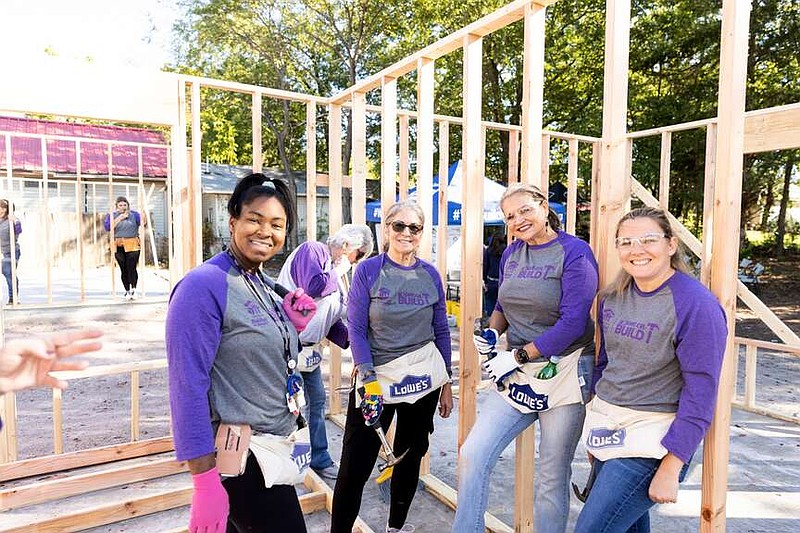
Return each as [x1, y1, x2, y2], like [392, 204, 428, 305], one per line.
[123, 291, 131, 300]
[312, 463, 339, 480]
[130, 289, 139, 300]
[386, 524, 415, 533]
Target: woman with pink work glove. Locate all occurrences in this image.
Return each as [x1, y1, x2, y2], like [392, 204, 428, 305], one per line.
[166, 174, 316, 533]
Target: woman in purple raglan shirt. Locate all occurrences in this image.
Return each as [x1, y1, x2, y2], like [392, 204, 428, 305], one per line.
[166, 175, 316, 533]
[453, 184, 598, 533]
[103, 196, 147, 300]
[330, 200, 453, 533]
[575, 207, 727, 533]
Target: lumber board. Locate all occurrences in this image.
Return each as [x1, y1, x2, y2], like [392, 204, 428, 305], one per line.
[306, 101, 318, 241]
[744, 103, 800, 153]
[0, 437, 174, 482]
[0, 487, 193, 533]
[0, 457, 187, 511]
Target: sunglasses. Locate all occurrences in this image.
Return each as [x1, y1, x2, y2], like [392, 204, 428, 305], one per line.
[388, 221, 423, 235]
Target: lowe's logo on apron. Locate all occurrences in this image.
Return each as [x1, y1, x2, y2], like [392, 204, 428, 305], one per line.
[389, 374, 432, 398]
[304, 350, 322, 368]
[587, 427, 626, 449]
[292, 442, 312, 471]
[508, 383, 549, 411]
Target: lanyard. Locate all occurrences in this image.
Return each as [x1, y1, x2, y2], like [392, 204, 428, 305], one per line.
[225, 250, 295, 377]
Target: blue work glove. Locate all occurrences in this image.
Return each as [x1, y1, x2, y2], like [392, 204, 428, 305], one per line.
[473, 328, 499, 357]
[482, 349, 521, 385]
[357, 380, 383, 426]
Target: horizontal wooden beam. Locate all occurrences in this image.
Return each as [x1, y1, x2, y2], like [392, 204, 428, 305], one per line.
[733, 336, 800, 355]
[0, 436, 174, 482]
[328, 0, 559, 104]
[743, 102, 800, 153]
[0, 487, 193, 533]
[0, 457, 187, 511]
[50, 359, 167, 380]
[177, 74, 323, 103]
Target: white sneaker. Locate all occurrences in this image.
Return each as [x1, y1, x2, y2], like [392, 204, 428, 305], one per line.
[386, 525, 415, 533]
[123, 291, 131, 300]
[130, 289, 139, 300]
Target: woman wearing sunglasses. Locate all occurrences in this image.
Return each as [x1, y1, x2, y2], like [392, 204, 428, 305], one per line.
[575, 206, 726, 532]
[276, 224, 374, 481]
[331, 200, 453, 533]
[454, 183, 598, 533]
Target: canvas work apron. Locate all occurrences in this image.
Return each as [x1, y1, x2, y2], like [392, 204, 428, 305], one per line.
[114, 236, 141, 252]
[357, 341, 448, 404]
[248, 426, 312, 488]
[581, 396, 675, 461]
[297, 345, 323, 372]
[499, 348, 584, 414]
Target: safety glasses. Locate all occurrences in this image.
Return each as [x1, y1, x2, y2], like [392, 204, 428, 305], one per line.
[614, 232, 666, 249]
[388, 221, 423, 235]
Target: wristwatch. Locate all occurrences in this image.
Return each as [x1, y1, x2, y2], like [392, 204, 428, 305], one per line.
[515, 347, 530, 365]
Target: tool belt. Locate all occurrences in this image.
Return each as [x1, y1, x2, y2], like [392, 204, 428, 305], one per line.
[114, 237, 141, 252]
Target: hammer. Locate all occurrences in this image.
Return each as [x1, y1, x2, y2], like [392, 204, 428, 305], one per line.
[373, 423, 408, 471]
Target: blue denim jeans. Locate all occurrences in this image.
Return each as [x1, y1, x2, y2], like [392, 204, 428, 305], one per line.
[574, 456, 691, 533]
[2, 250, 20, 303]
[452, 353, 593, 533]
[301, 366, 334, 470]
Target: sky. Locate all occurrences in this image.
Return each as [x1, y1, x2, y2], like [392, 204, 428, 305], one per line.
[0, 0, 180, 71]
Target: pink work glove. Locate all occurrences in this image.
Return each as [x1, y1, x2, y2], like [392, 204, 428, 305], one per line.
[282, 288, 317, 332]
[189, 467, 229, 533]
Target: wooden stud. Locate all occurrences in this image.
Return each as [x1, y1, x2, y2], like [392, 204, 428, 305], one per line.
[540, 133, 551, 195]
[42, 137, 53, 303]
[306, 101, 318, 241]
[399, 113, 410, 201]
[702, 1, 752, 529]
[130, 371, 140, 441]
[170, 78, 188, 280]
[0, 393, 16, 463]
[659, 131, 672, 209]
[566, 138, 579, 235]
[381, 77, 398, 226]
[519, 4, 546, 187]
[137, 146, 147, 294]
[252, 92, 263, 173]
[351, 92, 368, 226]
[190, 82, 203, 269]
[419, 474, 512, 532]
[417, 57, 436, 260]
[701, 123, 717, 287]
[437, 121, 450, 279]
[53, 388, 63, 455]
[75, 140, 86, 301]
[508, 130, 520, 185]
[595, 0, 631, 291]
[743, 344, 757, 409]
[458, 32, 484, 450]
[328, 103, 343, 232]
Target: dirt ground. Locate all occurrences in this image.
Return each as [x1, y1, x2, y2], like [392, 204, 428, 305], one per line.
[736, 254, 800, 341]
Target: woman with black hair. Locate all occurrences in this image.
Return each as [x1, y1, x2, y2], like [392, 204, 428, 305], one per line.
[166, 174, 317, 533]
[103, 196, 146, 300]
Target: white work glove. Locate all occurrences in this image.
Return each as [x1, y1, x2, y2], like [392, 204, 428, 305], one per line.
[473, 328, 499, 357]
[482, 349, 521, 385]
[333, 255, 352, 277]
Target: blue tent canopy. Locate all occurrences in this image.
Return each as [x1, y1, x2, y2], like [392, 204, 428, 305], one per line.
[365, 161, 565, 226]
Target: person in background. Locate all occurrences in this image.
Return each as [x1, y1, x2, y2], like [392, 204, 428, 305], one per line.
[277, 223, 374, 480]
[166, 174, 317, 533]
[0, 329, 102, 430]
[104, 196, 146, 300]
[575, 207, 727, 533]
[453, 183, 598, 533]
[0, 199, 22, 305]
[331, 200, 453, 533]
[482, 229, 505, 318]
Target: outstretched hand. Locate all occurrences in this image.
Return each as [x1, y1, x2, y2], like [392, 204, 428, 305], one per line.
[0, 330, 102, 393]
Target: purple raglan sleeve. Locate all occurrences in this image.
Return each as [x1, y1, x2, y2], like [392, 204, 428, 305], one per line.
[661, 280, 727, 463]
[165, 262, 226, 461]
[326, 320, 349, 348]
[422, 262, 452, 375]
[593, 298, 609, 392]
[14, 220, 21, 235]
[291, 241, 338, 298]
[347, 257, 381, 367]
[103, 213, 111, 231]
[533, 240, 598, 357]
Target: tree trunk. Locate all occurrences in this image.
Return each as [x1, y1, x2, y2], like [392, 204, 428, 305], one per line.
[773, 157, 796, 257]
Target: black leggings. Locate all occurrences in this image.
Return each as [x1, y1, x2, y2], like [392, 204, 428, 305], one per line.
[114, 246, 140, 291]
[222, 453, 307, 532]
[330, 387, 440, 532]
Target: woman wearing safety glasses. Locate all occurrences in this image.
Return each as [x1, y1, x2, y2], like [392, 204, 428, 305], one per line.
[454, 183, 598, 533]
[331, 200, 453, 533]
[575, 206, 726, 532]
